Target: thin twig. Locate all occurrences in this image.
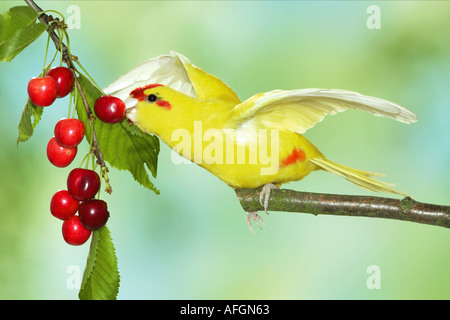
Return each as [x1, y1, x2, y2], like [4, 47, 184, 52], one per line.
[235, 188, 450, 229]
[25, 0, 110, 192]
[25, 0, 62, 51]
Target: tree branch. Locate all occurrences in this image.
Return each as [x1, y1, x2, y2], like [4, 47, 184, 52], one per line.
[25, 0, 111, 193]
[235, 188, 450, 229]
[24, 0, 67, 57]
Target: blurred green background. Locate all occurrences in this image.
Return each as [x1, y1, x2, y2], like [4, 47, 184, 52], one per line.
[0, 1, 449, 300]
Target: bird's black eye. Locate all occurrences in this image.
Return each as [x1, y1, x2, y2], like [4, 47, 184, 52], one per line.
[147, 94, 158, 102]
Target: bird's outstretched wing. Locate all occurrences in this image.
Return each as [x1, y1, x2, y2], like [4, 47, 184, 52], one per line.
[229, 88, 418, 133]
[103, 51, 196, 101]
[103, 51, 240, 103]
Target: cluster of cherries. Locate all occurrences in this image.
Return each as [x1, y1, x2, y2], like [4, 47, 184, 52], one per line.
[51, 169, 108, 245]
[27, 66, 126, 245]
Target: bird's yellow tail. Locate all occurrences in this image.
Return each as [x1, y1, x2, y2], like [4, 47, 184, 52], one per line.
[310, 158, 409, 197]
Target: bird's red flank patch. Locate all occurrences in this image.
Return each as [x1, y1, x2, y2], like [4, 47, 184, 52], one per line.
[130, 84, 163, 101]
[281, 148, 306, 166]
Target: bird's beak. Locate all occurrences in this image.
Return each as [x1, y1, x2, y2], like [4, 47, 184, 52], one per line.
[124, 96, 138, 122]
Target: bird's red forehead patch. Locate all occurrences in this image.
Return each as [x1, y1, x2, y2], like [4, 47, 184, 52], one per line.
[130, 84, 163, 100]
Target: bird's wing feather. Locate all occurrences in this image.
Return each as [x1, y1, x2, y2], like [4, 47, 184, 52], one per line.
[103, 51, 240, 103]
[230, 88, 417, 133]
[170, 51, 241, 103]
[103, 51, 196, 101]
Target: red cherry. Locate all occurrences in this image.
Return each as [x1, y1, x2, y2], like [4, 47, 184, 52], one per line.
[27, 76, 58, 107]
[50, 190, 79, 220]
[67, 168, 101, 201]
[94, 95, 126, 124]
[46, 66, 75, 98]
[47, 137, 77, 168]
[79, 199, 110, 230]
[62, 215, 92, 246]
[54, 118, 85, 148]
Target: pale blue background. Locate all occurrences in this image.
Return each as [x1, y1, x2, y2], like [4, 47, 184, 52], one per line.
[0, 1, 449, 299]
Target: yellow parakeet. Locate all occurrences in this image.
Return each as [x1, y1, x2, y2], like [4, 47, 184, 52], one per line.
[104, 51, 417, 232]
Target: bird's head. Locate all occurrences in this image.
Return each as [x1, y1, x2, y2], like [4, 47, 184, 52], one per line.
[124, 84, 175, 133]
[124, 83, 194, 137]
[125, 84, 171, 120]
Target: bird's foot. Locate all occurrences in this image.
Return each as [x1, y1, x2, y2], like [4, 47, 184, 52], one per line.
[246, 211, 265, 234]
[259, 183, 279, 215]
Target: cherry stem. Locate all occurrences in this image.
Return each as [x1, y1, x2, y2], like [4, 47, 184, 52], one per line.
[75, 59, 105, 95]
[79, 151, 90, 169]
[67, 90, 73, 119]
[41, 26, 51, 71]
[71, 84, 77, 118]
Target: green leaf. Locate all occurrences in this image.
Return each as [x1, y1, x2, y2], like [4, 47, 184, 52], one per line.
[17, 65, 50, 145]
[17, 98, 43, 145]
[79, 226, 120, 300]
[0, 6, 47, 62]
[75, 74, 160, 193]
